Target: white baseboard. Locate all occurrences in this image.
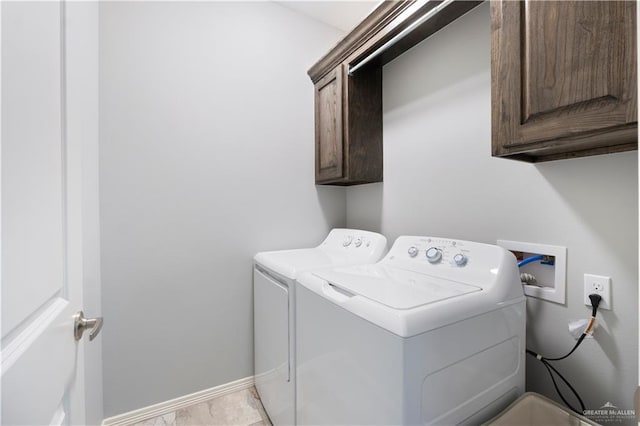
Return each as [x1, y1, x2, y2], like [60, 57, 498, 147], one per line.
[102, 376, 255, 426]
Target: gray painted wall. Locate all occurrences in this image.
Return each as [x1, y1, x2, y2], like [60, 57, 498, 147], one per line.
[346, 4, 638, 421]
[99, 2, 345, 416]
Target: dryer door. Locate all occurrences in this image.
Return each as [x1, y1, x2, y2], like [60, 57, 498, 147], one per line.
[254, 267, 293, 425]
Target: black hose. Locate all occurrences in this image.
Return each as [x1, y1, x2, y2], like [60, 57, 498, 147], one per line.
[525, 294, 602, 415]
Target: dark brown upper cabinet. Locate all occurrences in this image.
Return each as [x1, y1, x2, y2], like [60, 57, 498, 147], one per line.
[315, 66, 345, 183]
[309, 0, 483, 185]
[491, 0, 638, 162]
[314, 63, 382, 185]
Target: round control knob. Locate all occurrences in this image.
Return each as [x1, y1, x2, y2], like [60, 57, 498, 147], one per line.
[407, 246, 419, 258]
[354, 238, 363, 247]
[425, 247, 442, 263]
[453, 253, 468, 266]
[342, 236, 353, 247]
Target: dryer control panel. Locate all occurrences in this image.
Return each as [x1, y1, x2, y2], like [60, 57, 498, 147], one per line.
[320, 228, 388, 261]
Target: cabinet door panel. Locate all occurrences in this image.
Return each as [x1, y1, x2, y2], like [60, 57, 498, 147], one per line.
[315, 67, 343, 182]
[492, 0, 637, 160]
[522, 1, 627, 122]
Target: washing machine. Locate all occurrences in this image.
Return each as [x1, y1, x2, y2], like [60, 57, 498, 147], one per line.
[295, 236, 526, 425]
[253, 229, 387, 425]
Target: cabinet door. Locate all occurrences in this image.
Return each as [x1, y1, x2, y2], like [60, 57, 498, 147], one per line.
[492, 1, 637, 161]
[315, 66, 344, 182]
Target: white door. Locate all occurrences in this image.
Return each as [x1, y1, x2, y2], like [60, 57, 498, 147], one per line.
[1, 1, 100, 424]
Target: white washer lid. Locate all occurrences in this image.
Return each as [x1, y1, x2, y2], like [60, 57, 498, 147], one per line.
[254, 229, 388, 279]
[255, 248, 337, 279]
[313, 264, 481, 309]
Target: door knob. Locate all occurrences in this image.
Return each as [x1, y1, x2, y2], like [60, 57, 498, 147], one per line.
[73, 311, 103, 341]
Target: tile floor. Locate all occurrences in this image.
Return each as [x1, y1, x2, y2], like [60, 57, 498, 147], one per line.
[132, 387, 271, 426]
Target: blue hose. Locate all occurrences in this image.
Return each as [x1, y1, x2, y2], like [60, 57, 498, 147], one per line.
[518, 255, 544, 268]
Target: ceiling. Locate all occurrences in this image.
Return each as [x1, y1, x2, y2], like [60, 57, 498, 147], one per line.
[274, 1, 381, 32]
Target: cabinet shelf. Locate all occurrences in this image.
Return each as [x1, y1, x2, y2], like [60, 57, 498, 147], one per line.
[309, 0, 482, 185]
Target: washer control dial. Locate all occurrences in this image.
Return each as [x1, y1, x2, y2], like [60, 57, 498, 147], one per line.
[425, 247, 442, 263]
[407, 246, 419, 258]
[453, 253, 468, 266]
[342, 236, 353, 247]
[354, 238, 363, 247]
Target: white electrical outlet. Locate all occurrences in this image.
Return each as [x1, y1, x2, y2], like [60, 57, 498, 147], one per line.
[584, 274, 611, 310]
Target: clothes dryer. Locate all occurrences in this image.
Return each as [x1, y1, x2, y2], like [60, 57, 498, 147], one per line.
[296, 236, 525, 425]
[253, 229, 387, 425]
